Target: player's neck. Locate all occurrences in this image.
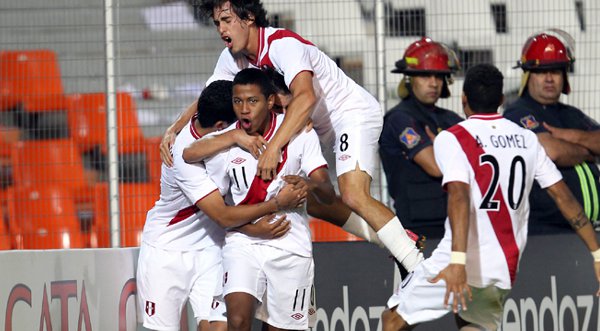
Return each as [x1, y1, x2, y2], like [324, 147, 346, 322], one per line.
[193, 120, 217, 137]
[244, 26, 260, 62]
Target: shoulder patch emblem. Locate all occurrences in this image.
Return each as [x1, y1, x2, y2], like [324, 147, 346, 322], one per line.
[399, 127, 421, 149]
[520, 115, 539, 129]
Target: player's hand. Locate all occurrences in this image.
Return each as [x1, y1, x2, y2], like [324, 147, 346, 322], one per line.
[429, 264, 472, 313]
[425, 125, 437, 142]
[257, 146, 280, 180]
[283, 175, 313, 193]
[234, 129, 267, 159]
[251, 215, 291, 239]
[275, 184, 307, 210]
[594, 260, 600, 296]
[160, 130, 177, 167]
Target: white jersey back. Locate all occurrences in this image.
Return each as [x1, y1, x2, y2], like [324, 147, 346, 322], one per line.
[205, 112, 327, 257]
[141, 118, 226, 251]
[207, 27, 380, 141]
[432, 114, 562, 289]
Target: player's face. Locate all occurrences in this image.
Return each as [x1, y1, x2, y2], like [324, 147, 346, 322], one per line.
[233, 83, 274, 135]
[272, 92, 292, 114]
[212, 1, 252, 56]
[527, 70, 563, 105]
[410, 74, 443, 106]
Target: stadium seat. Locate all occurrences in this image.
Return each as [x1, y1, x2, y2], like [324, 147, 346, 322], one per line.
[0, 203, 10, 250]
[66, 92, 144, 154]
[309, 218, 363, 242]
[11, 138, 91, 197]
[0, 50, 67, 112]
[91, 182, 159, 248]
[7, 185, 85, 249]
[144, 136, 163, 184]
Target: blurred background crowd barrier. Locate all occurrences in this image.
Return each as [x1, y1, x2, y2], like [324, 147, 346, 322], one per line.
[1, 0, 598, 248]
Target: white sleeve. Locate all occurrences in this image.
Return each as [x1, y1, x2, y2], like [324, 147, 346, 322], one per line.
[204, 150, 231, 195]
[298, 129, 328, 176]
[205, 48, 246, 85]
[434, 131, 471, 188]
[269, 39, 314, 88]
[533, 136, 563, 189]
[172, 144, 220, 204]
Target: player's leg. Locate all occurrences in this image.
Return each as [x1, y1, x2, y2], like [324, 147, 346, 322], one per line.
[222, 244, 265, 331]
[259, 246, 314, 330]
[136, 243, 195, 331]
[381, 307, 412, 331]
[306, 187, 383, 246]
[188, 245, 227, 331]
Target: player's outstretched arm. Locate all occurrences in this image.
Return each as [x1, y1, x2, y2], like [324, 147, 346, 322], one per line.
[183, 129, 267, 163]
[545, 180, 600, 295]
[258, 72, 316, 180]
[197, 184, 306, 228]
[429, 181, 472, 312]
[161, 101, 198, 167]
[235, 216, 291, 239]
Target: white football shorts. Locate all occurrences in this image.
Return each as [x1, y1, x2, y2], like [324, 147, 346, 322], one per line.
[137, 243, 223, 330]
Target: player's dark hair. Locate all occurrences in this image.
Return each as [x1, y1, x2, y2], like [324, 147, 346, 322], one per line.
[196, 80, 236, 128]
[263, 67, 290, 96]
[200, 0, 269, 27]
[463, 64, 504, 114]
[233, 68, 275, 98]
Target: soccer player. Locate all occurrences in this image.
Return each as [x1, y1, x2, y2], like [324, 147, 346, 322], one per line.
[162, 0, 423, 273]
[201, 68, 335, 331]
[381, 64, 600, 330]
[136, 80, 305, 331]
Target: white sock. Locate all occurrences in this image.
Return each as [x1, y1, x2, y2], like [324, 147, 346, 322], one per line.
[342, 212, 384, 248]
[377, 217, 423, 272]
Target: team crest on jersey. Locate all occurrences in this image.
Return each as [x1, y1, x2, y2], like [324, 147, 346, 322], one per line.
[145, 301, 156, 316]
[231, 157, 246, 164]
[520, 115, 539, 129]
[291, 313, 304, 320]
[399, 127, 421, 149]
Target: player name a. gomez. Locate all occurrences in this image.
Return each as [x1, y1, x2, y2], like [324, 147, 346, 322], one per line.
[477, 134, 527, 149]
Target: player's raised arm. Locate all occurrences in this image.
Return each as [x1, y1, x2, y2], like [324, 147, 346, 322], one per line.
[184, 129, 267, 163]
[160, 101, 198, 167]
[257, 71, 316, 180]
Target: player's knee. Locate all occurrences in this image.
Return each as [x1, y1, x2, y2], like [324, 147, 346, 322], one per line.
[381, 307, 407, 331]
[340, 188, 368, 211]
[226, 313, 251, 331]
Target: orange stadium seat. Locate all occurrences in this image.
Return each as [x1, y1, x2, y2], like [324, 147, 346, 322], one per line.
[7, 186, 85, 249]
[309, 218, 363, 242]
[66, 92, 145, 154]
[0, 203, 10, 249]
[0, 50, 67, 112]
[144, 136, 163, 184]
[11, 139, 91, 197]
[91, 182, 159, 248]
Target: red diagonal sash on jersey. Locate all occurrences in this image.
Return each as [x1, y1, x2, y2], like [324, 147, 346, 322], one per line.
[239, 144, 289, 205]
[448, 125, 519, 284]
[168, 205, 200, 226]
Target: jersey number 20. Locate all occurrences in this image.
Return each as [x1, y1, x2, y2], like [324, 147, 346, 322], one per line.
[479, 154, 526, 211]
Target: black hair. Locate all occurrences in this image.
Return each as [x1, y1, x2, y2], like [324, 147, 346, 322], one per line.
[233, 68, 275, 98]
[263, 67, 290, 95]
[200, 0, 269, 27]
[196, 80, 236, 128]
[463, 64, 503, 114]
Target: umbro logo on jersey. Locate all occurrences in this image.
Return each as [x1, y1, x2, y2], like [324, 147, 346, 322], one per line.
[338, 154, 351, 161]
[308, 308, 316, 315]
[145, 301, 156, 316]
[291, 313, 304, 320]
[231, 157, 246, 164]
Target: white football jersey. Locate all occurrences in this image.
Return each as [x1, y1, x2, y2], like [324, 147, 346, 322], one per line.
[205, 112, 327, 257]
[431, 113, 562, 289]
[141, 118, 227, 251]
[206, 27, 381, 144]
